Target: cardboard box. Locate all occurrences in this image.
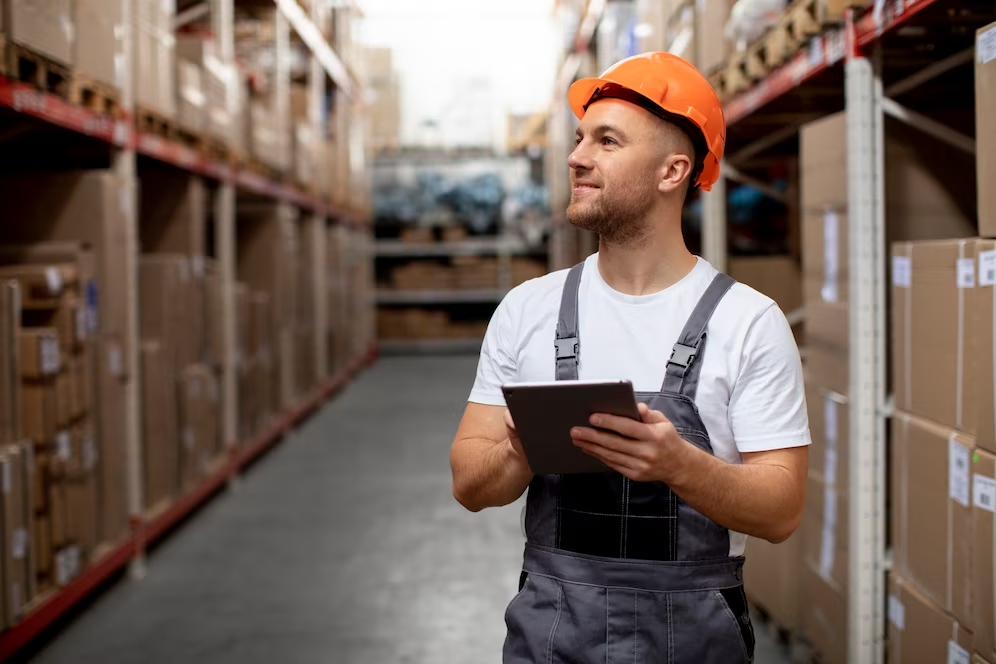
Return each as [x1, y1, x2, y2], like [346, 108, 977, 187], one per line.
[237, 207, 299, 339]
[3, 0, 74, 65]
[744, 532, 801, 631]
[0, 264, 68, 310]
[0, 281, 21, 443]
[140, 342, 179, 509]
[140, 254, 200, 370]
[178, 364, 219, 490]
[892, 412, 974, 627]
[177, 59, 207, 134]
[21, 382, 56, 445]
[801, 561, 847, 664]
[18, 329, 60, 381]
[176, 34, 237, 145]
[807, 384, 848, 490]
[97, 334, 128, 544]
[802, 476, 848, 592]
[888, 573, 973, 664]
[0, 172, 134, 375]
[55, 370, 71, 427]
[74, 0, 125, 89]
[980, 22, 996, 237]
[139, 172, 207, 257]
[803, 343, 849, 396]
[0, 444, 29, 628]
[974, 449, 996, 662]
[135, 0, 175, 118]
[203, 260, 224, 368]
[892, 239, 995, 437]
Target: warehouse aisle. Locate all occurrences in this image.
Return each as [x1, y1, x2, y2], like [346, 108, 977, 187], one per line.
[29, 356, 789, 664]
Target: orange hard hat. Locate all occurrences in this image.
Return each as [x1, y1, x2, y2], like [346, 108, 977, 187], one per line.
[568, 52, 726, 191]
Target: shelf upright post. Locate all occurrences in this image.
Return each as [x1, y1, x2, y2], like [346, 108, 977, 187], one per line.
[701, 169, 727, 274]
[845, 13, 887, 664]
[216, 180, 238, 457]
[309, 1, 329, 381]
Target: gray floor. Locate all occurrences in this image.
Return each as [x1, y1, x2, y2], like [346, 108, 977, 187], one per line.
[29, 356, 791, 664]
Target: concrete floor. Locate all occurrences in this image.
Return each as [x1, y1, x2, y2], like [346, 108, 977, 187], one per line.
[28, 356, 791, 664]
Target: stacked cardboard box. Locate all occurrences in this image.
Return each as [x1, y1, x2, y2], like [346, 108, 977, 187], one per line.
[74, 0, 126, 91]
[177, 365, 220, 490]
[980, 21, 996, 239]
[1, 0, 73, 66]
[135, 0, 175, 118]
[176, 34, 240, 147]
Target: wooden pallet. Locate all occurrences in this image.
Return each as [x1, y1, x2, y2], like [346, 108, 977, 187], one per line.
[68, 75, 124, 119]
[1, 40, 70, 98]
[136, 105, 174, 140]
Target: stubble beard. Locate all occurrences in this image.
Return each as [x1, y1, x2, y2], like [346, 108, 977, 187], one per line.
[566, 177, 656, 246]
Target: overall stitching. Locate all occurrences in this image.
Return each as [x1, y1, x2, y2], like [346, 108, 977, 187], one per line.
[633, 592, 639, 664]
[547, 583, 564, 664]
[557, 507, 676, 519]
[606, 588, 611, 664]
[715, 590, 750, 662]
[667, 593, 673, 664]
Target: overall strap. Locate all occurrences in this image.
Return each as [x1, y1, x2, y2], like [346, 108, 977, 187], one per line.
[661, 273, 736, 398]
[555, 262, 585, 381]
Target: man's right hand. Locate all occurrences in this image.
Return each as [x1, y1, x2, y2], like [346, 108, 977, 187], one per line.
[451, 403, 535, 511]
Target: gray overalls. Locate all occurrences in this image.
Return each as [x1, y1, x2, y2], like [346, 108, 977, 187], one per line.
[503, 263, 755, 664]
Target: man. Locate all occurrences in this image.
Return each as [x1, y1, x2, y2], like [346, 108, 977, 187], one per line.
[449, 52, 809, 663]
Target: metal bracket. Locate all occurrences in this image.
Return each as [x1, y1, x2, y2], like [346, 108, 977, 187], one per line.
[555, 337, 579, 361]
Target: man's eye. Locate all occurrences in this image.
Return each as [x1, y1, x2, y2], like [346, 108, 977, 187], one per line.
[602, 137, 616, 146]
[574, 137, 583, 146]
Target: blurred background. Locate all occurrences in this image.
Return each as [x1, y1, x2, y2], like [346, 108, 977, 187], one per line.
[0, 0, 992, 661]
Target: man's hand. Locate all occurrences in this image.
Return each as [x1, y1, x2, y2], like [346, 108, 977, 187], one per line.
[570, 402, 689, 484]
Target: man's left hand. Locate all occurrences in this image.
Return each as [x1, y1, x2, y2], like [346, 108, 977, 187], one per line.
[570, 403, 689, 484]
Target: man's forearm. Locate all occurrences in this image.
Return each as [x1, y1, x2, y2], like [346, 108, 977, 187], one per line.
[451, 439, 533, 512]
[666, 442, 804, 543]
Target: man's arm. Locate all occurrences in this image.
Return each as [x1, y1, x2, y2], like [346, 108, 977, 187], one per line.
[450, 403, 534, 513]
[571, 404, 807, 543]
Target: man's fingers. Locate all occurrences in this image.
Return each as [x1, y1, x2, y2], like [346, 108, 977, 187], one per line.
[575, 441, 640, 474]
[588, 413, 648, 439]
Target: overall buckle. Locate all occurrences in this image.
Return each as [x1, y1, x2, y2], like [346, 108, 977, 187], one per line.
[555, 337, 579, 361]
[667, 342, 697, 373]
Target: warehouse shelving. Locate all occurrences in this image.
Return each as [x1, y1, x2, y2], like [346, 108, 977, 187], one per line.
[376, 288, 507, 305]
[0, 0, 376, 657]
[374, 236, 531, 258]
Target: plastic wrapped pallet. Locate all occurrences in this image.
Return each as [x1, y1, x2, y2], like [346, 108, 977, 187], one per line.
[2, 0, 73, 65]
[74, 0, 126, 90]
[978, 21, 996, 237]
[134, 0, 175, 118]
[176, 34, 239, 147]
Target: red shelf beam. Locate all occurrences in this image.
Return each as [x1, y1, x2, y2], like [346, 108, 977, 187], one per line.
[0, 344, 378, 661]
[724, 0, 941, 126]
[0, 77, 127, 146]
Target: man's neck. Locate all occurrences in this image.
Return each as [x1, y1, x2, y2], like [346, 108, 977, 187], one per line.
[596, 225, 697, 297]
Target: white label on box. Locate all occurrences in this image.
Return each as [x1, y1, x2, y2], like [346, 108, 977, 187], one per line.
[948, 640, 970, 664]
[45, 267, 62, 295]
[44, 337, 61, 374]
[980, 251, 996, 286]
[192, 256, 205, 279]
[2, 461, 10, 495]
[975, 474, 996, 513]
[83, 435, 98, 471]
[56, 431, 71, 461]
[957, 258, 976, 288]
[949, 439, 971, 507]
[888, 595, 905, 630]
[892, 256, 911, 288]
[822, 210, 839, 303]
[12, 528, 26, 560]
[979, 26, 996, 65]
[108, 346, 123, 377]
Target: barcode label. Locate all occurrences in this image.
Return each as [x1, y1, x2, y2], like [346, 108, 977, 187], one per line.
[957, 258, 975, 288]
[888, 595, 905, 630]
[75, 307, 88, 342]
[979, 26, 996, 65]
[12, 528, 26, 560]
[892, 256, 911, 288]
[56, 432, 71, 461]
[950, 439, 971, 507]
[45, 267, 62, 295]
[108, 346, 122, 376]
[808, 37, 824, 68]
[975, 475, 996, 513]
[948, 640, 970, 664]
[980, 251, 996, 286]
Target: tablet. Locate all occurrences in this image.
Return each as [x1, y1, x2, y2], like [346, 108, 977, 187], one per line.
[501, 379, 641, 475]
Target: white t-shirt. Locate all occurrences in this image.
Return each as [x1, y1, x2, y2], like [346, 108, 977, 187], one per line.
[468, 253, 811, 557]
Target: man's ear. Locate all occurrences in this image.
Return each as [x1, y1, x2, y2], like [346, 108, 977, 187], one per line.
[657, 154, 693, 195]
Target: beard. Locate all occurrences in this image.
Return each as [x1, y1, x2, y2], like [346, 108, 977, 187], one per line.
[566, 175, 656, 246]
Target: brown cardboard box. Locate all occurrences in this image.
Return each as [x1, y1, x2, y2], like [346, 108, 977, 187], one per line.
[892, 239, 995, 436]
[177, 59, 207, 134]
[892, 412, 974, 627]
[0, 172, 134, 375]
[140, 342, 179, 510]
[803, 344, 849, 396]
[249, 293, 272, 358]
[888, 573, 973, 664]
[0, 281, 21, 443]
[801, 210, 849, 307]
[3, 0, 74, 65]
[21, 382, 56, 445]
[279, 328, 296, 408]
[744, 532, 801, 631]
[140, 254, 198, 370]
[19, 329, 60, 380]
[801, 561, 847, 664]
[802, 476, 848, 592]
[728, 256, 803, 314]
[178, 364, 220, 489]
[203, 260, 224, 368]
[807, 384, 849, 490]
[0, 265, 68, 310]
[976, 241, 996, 453]
[135, 0, 175, 118]
[697, 0, 733, 75]
[74, 0, 125, 89]
[980, 22, 996, 237]
[139, 172, 207, 257]
[973, 449, 996, 661]
[237, 207, 299, 328]
[0, 444, 29, 627]
[974, 655, 992, 664]
[175, 34, 236, 145]
[55, 371, 71, 427]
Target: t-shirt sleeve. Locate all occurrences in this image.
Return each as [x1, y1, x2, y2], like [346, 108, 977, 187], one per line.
[468, 296, 518, 406]
[728, 304, 811, 453]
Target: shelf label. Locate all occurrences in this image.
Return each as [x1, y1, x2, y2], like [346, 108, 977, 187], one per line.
[808, 38, 824, 69]
[888, 595, 905, 630]
[892, 256, 911, 288]
[825, 31, 845, 66]
[822, 210, 839, 302]
[979, 26, 996, 65]
[950, 438, 971, 507]
[957, 258, 976, 288]
[948, 641, 970, 664]
[975, 474, 996, 513]
[980, 251, 996, 286]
